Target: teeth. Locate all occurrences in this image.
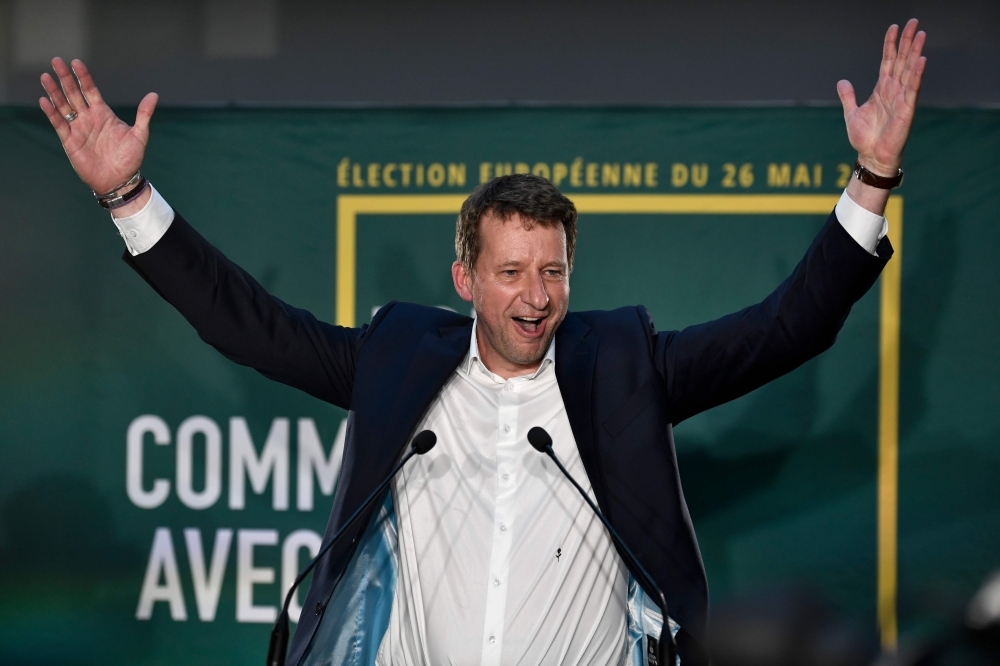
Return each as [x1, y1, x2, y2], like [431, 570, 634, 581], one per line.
[516, 317, 541, 322]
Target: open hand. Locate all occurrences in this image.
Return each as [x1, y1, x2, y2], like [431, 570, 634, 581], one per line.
[39, 58, 158, 195]
[837, 19, 927, 176]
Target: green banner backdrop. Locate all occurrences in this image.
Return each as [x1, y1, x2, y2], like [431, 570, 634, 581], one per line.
[1, 105, 998, 664]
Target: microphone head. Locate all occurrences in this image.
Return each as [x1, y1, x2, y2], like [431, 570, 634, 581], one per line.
[411, 430, 437, 455]
[527, 427, 552, 453]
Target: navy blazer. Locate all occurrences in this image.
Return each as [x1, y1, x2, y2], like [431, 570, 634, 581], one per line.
[125, 209, 891, 665]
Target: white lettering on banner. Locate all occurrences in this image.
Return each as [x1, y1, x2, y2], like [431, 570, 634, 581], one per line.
[135, 527, 325, 623]
[296, 417, 347, 511]
[128, 415, 347, 623]
[176, 416, 223, 510]
[126, 415, 171, 509]
[136, 527, 188, 620]
[229, 417, 290, 511]
[281, 529, 324, 623]
[185, 528, 233, 621]
[126, 415, 344, 510]
[237, 529, 279, 623]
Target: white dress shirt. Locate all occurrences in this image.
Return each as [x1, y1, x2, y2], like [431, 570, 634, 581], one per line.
[112, 185, 888, 666]
[377, 323, 628, 666]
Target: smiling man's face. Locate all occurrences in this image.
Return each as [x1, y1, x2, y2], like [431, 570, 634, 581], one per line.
[452, 210, 570, 379]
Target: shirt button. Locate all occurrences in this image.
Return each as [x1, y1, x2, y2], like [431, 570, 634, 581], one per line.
[128, 229, 137, 237]
[500, 524, 507, 532]
[503, 424, 511, 433]
[502, 472, 510, 481]
[494, 578, 501, 587]
[506, 384, 514, 392]
[489, 634, 496, 644]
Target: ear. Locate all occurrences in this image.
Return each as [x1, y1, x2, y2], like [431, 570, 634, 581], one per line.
[452, 260, 474, 302]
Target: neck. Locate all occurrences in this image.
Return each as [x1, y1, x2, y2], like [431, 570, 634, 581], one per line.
[475, 325, 542, 380]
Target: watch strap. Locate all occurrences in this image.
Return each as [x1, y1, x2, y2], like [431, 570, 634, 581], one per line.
[853, 161, 903, 189]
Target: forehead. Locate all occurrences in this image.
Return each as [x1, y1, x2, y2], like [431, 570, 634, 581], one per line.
[478, 210, 567, 259]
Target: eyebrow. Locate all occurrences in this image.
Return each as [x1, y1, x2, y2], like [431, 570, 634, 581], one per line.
[496, 260, 568, 270]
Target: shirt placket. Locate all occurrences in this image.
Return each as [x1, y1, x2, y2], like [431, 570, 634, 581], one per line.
[480, 378, 519, 666]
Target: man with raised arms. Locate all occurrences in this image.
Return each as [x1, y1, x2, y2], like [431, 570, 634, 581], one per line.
[39, 20, 926, 666]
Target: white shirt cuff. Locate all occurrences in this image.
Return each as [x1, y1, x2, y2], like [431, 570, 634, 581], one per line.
[835, 189, 888, 256]
[111, 184, 175, 256]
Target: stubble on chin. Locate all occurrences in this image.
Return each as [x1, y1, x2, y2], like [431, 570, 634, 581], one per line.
[477, 315, 554, 367]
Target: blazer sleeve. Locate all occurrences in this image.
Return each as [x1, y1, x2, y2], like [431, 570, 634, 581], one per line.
[123, 212, 365, 409]
[650, 210, 892, 425]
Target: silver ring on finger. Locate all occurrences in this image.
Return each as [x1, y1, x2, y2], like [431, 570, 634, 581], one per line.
[64, 111, 78, 122]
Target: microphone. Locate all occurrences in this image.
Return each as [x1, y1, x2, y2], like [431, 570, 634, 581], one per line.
[527, 426, 676, 666]
[266, 429, 437, 666]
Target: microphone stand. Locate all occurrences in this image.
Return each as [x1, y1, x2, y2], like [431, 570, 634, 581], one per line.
[266, 430, 437, 666]
[528, 427, 676, 666]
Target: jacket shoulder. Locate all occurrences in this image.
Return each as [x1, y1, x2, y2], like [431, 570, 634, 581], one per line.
[566, 306, 656, 347]
[360, 301, 473, 346]
[379, 301, 472, 327]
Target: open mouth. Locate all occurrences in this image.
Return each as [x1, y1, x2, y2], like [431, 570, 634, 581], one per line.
[512, 315, 547, 335]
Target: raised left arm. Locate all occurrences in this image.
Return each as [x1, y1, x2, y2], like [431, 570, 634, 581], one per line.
[654, 20, 927, 423]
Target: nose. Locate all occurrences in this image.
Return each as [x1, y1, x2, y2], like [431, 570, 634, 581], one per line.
[522, 269, 549, 311]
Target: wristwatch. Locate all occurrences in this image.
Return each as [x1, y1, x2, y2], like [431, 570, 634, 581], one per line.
[853, 160, 904, 189]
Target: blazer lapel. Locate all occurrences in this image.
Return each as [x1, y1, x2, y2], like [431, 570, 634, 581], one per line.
[554, 314, 608, 512]
[321, 320, 471, 559]
[382, 321, 472, 452]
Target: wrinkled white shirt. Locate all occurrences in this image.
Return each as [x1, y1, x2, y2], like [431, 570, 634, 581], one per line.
[377, 322, 628, 666]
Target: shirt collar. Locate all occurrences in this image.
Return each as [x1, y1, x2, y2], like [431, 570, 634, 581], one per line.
[464, 316, 556, 380]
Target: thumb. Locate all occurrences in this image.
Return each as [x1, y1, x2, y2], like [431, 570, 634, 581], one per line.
[836, 80, 857, 119]
[133, 92, 159, 142]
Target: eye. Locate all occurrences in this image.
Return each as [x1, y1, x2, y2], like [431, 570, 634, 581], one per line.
[504, 269, 517, 276]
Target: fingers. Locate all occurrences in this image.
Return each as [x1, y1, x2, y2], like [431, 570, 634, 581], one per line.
[900, 30, 927, 89]
[132, 93, 159, 143]
[880, 24, 898, 78]
[892, 19, 919, 79]
[51, 57, 89, 112]
[837, 80, 857, 119]
[40, 71, 74, 118]
[904, 56, 927, 107]
[38, 96, 71, 142]
[71, 59, 105, 108]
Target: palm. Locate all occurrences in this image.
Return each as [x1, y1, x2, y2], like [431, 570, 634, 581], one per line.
[62, 106, 145, 191]
[39, 58, 158, 194]
[846, 75, 913, 170]
[837, 20, 927, 175]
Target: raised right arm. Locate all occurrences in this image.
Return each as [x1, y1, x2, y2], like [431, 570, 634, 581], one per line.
[40, 58, 361, 408]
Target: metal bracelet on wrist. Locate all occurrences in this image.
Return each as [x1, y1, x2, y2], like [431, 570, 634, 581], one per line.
[93, 171, 142, 202]
[98, 176, 149, 210]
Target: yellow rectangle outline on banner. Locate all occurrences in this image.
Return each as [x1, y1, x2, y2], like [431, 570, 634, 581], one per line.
[336, 193, 903, 649]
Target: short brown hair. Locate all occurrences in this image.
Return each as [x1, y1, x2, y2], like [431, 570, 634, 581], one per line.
[456, 174, 578, 273]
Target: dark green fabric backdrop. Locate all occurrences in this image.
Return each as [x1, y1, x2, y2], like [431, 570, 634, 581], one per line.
[1, 106, 998, 664]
